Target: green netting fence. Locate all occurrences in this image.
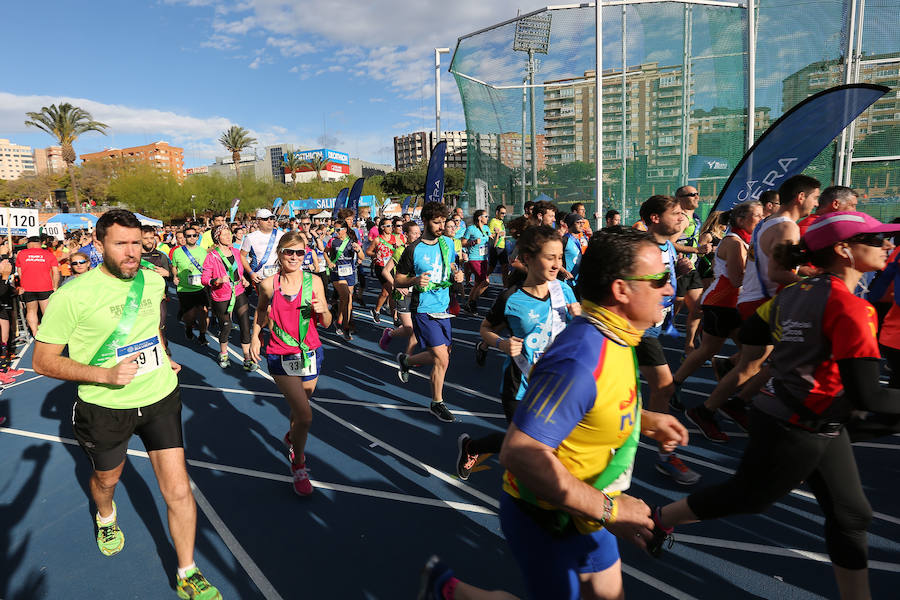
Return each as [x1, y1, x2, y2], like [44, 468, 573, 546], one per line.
[450, 0, 899, 225]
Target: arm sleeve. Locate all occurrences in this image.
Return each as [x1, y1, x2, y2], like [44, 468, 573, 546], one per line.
[396, 245, 415, 277]
[837, 358, 900, 415]
[512, 360, 598, 449]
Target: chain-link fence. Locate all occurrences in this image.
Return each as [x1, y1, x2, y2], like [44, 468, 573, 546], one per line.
[450, 0, 898, 224]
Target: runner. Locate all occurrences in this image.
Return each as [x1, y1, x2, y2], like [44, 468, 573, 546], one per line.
[498, 229, 688, 600]
[171, 226, 209, 345]
[463, 209, 492, 315]
[0, 257, 21, 382]
[202, 225, 255, 370]
[240, 208, 284, 289]
[15, 235, 60, 337]
[32, 209, 221, 599]
[249, 231, 332, 496]
[328, 221, 365, 340]
[637, 195, 701, 485]
[394, 202, 465, 423]
[561, 213, 588, 289]
[457, 225, 580, 480]
[651, 211, 900, 600]
[671, 185, 713, 355]
[487, 205, 509, 281]
[200, 213, 225, 249]
[379, 219, 421, 354]
[366, 217, 400, 323]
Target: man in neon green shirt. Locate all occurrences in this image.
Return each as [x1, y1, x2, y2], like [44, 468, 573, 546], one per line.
[200, 213, 225, 249]
[171, 226, 209, 343]
[32, 209, 222, 600]
[487, 204, 509, 279]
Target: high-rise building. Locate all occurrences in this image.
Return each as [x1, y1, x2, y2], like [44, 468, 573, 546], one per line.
[393, 131, 468, 171]
[33, 146, 66, 175]
[80, 141, 185, 180]
[0, 139, 36, 180]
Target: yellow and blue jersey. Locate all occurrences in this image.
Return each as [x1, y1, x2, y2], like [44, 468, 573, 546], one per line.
[503, 316, 639, 532]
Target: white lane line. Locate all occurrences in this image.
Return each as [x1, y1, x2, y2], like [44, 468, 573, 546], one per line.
[181, 383, 507, 419]
[676, 534, 900, 573]
[0, 427, 496, 516]
[317, 337, 501, 404]
[189, 480, 285, 600]
[621, 565, 699, 600]
[637, 441, 900, 526]
[1, 375, 44, 389]
[225, 346, 502, 510]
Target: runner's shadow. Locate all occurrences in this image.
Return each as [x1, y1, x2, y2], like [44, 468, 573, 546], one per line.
[0, 442, 51, 599]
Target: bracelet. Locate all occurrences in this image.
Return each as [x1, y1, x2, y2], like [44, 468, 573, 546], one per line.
[599, 492, 617, 525]
[495, 337, 505, 349]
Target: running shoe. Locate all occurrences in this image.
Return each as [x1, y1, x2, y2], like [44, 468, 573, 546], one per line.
[175, 567, 222, 600]
[379, 328, 393, 351]
[342, 327, 353, 341]
[371, 308, 381, 323]
[0, 371, 17, 384]
[719, 397, 750, 432]
[242, 359, 258, 372]
[194, 334, 208, 347]
[5, 367, 25, 377]
[397, 352, 410, 383]
[291, 460, 313, 496]
[218, 353, 229, 369]
[465, 301, 478, 316]
[668, 382, 685, 412]
[655, 454, 701, 486]
[282, 431, 295, 463]
[711, 356, 734, 381]
[95, 501, 125, 556]
[646, 506, 675, 559]
[417, 555, 455, 600]
[474, 341, 487, 367]
[455, 433, 478, 480]
[686, 405, 729, 443]
[184, 325, 194, 341]
[430, 401, 455, 423]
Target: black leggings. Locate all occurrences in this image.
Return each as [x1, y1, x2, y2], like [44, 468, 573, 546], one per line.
[687, 409, 872, 570]
[212, 292, 251, 345]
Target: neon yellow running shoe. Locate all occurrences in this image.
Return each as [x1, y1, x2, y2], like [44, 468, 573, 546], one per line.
[95, 501, 124, 556]
[176, 567, 222, 600]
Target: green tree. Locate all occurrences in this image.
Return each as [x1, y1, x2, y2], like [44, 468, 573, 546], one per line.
[301, 155, 327, 182]
[218, 125, 257, 188]
[282, 152, 304, 187]
[24, 103, 108, 205]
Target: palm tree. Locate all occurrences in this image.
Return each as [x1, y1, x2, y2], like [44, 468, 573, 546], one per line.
[218, 125, 257, 188]
[24, 103, 108, 205]
[282, 152, 304, 187]
[302, 155, 327, 182]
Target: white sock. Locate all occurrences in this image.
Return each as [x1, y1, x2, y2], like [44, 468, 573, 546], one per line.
[97, 505, 116, 525]
[177, 563, 197, 579]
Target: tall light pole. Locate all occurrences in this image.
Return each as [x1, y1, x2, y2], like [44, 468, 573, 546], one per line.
[514, 13, 551, 208]
[435, 48, 451, 147]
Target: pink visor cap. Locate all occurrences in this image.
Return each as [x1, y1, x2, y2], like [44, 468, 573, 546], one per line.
[803, 211, 900, 251]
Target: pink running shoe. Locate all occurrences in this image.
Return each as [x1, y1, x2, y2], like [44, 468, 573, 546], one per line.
[282, 432, 295, 464]
[291, 460, 313, 496]
[379, 328, 393, 351]
[4, 368, 24, 377]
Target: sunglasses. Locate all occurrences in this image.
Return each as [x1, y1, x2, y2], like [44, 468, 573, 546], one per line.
[623, 269, 671, 289]
[71, 260, 89, 265]
[847, 232, 888, 247]
[678, 192, 700, 197]
[280, 248, 305, 257]
[264, 216, 277, 221]
[185, 234, 199, 238]
[301, 221, 312, 226]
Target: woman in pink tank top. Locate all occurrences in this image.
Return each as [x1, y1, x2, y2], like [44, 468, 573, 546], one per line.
[250, 232, 332, 496]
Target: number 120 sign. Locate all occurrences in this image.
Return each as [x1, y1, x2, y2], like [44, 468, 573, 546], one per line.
[0, 208, 40, 237]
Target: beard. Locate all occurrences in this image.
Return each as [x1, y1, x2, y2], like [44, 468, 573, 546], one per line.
[105, 258, 139, 280]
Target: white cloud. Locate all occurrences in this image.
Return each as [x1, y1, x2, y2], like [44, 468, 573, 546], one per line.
[213, 15, 256, 35]
[266, 36, 315, 57]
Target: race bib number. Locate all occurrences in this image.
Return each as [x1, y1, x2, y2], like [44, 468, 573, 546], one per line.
[337, 264, 353, 277]
[281, 351, 317, 377]
[116, 336, 165, 377]
[263, 264, 278, 277]
[188, 274, 202, 287]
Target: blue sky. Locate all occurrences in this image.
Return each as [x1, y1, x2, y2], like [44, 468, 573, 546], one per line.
[0, 0, 523, 168]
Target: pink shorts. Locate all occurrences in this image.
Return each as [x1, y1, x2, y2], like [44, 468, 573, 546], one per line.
[466, 260, 489, 283]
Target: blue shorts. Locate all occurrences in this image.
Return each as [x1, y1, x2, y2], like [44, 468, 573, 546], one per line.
[499, 494, 620, 600]
[411, 313, 452, 350]
[330, 264, 356, 287]
[266, 346, 324, 381]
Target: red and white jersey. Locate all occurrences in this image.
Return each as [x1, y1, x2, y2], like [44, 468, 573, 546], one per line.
[701, 230, 750, 308]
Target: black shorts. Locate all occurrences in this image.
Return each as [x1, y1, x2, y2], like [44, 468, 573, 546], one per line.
[177, 289, 209, 314]
[73, 386, 183, 472]
[636, 335, 667, 367]
[375, 266, 390, 286]
[676, 269, 704, 297]
[489, 246, 509, 267]
[701, 305, 742, 338]
[21, 290, 52, 303]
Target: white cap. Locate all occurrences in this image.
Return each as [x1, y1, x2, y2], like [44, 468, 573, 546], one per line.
[256, 208, 273, 219]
